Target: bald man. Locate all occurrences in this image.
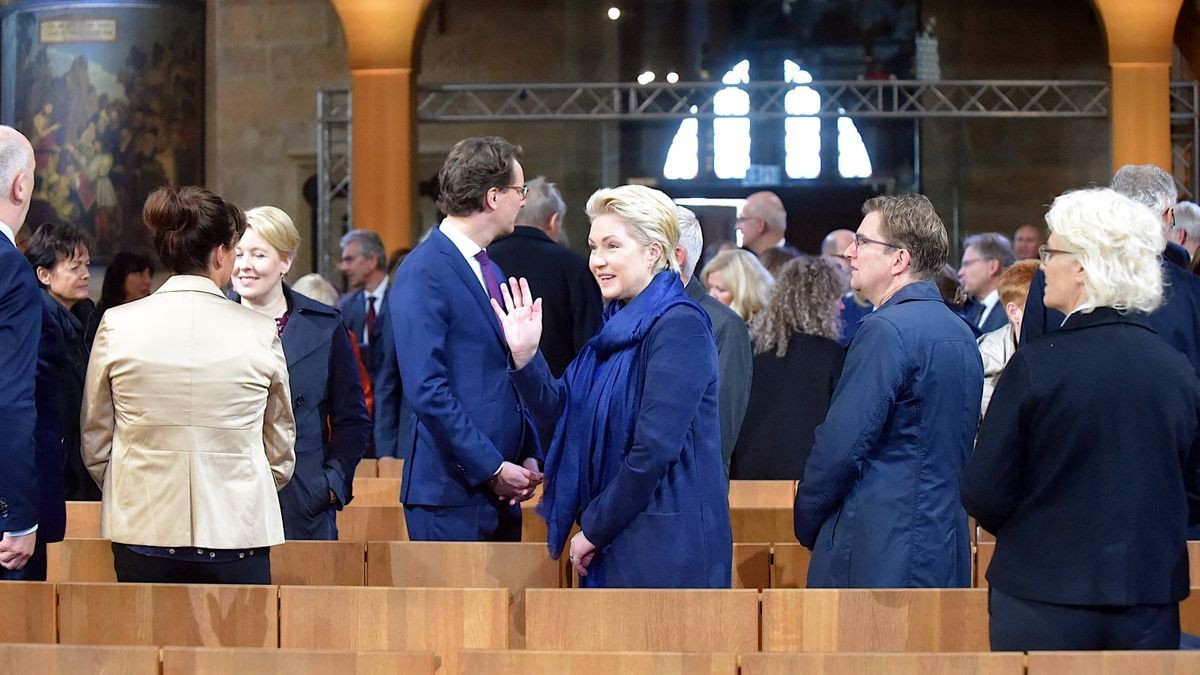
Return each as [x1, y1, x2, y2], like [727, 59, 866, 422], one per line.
[821, 229, 856, 275]
[737, 191, 788, 254]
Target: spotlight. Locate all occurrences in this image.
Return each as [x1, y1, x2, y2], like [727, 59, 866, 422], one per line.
[637, 71, 656, 85]
[665, 72, 679, 83]
[607, 7, 621, 20]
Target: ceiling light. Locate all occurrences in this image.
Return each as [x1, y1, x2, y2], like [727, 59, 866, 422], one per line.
[607, 7, 621, 20]
[665, 72, 679, 83]
[637, 71, 656, 85]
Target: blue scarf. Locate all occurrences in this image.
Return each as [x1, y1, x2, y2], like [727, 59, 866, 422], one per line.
[538, 270, 708, 558]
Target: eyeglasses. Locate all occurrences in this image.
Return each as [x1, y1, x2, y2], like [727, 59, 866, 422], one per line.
[853, 233, 901, 250]
[1037, 244, 1076, 263]
[503, 184, 529, 198]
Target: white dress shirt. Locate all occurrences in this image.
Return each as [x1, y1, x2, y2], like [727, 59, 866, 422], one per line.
[439, 219, 488, 292]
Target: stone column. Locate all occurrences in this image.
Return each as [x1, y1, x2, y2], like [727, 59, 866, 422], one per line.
[1092, 0, 1183, 172]
[329, 0, 434, 249]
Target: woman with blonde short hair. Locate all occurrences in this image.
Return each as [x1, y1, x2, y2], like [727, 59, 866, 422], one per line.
[494, 184, 733, 588]
[702, 249, 774, 321]
[231, 205, 371, 540]
[963, 187, 1200, 651]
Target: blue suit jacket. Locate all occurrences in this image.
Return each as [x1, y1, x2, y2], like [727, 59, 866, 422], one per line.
[33, 300, 66, 543]
[339, 285, 405, 458]
[390, 227, 540, 508]
[277, 286, 372, 539]
[796, 280, 982, 588]
[0, 235, 42, 534]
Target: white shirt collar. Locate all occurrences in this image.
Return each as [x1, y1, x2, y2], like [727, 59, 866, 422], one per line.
[365, 275, 388, 301]
[0, 221, 14, 246]
[981, 288, 1000, 310]
[439, 219, 487, 289]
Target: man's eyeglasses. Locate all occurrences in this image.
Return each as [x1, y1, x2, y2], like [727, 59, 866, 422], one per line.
[503, 185, 529, 198]
[853, 233, 901, 250]
[1037, 244, 1075, 263]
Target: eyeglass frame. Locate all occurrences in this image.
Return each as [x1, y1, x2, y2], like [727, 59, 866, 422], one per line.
[501, 184, 529, 198]
[852, 232, 902, 250]
[1037, 244, 1075, 263]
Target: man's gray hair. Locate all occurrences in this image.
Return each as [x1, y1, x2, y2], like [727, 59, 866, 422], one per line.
[676, 206, 703, 280]
[339, 229, 387, 271]
[963, 232, 1015, 269]
[1173, 201, 1200, 242]
[0, 126, 32, 201]
[1111, 164, 1177, 217]
[515, 176, 566, 232]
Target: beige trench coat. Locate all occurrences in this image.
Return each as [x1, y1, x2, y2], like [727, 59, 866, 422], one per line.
[81, 274, 296, 549]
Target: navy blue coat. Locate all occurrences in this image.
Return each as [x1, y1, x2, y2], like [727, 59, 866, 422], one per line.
[40, 291, 98, 501]
[340, 286, 405, 458]
[33, 300, 66, 543]
[0, 234, 41, 535]
[964, 309, 1200, 606]
[277, 286, 372, 540]
[390, 227, 541, 514]
[795, 280, 983, 588]
[512, 304, 733, 588]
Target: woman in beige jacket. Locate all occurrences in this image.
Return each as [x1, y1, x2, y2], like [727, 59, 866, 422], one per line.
[81, 185, 295, 584]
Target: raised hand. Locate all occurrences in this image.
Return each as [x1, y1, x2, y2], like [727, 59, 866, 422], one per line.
[490, 276, 543, 369]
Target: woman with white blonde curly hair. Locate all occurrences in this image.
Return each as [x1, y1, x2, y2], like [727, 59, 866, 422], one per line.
[701, 249, 774, 322]
[963, 187, 1200, 651]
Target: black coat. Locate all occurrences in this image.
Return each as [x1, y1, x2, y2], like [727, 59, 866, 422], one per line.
[964, 308, 1200, 606]
[43, 291, 99, 501]
[487, 227, 602, 377]
[278, 286, 372, 540]
[684, 278, 752, 473]
[731, 333, 843, 480]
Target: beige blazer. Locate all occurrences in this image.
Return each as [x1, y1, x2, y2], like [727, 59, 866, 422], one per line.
[81, 274, 296, 549]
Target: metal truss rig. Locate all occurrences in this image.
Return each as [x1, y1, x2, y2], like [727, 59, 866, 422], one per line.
[414, 79, 1198, 122]
[316, 89, 352, 282]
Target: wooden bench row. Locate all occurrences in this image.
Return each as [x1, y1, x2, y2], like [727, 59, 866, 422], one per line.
[3, 584, 1200, 654]
[3, 643, 1200, 675]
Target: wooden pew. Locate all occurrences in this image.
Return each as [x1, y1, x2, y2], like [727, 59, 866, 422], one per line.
[1190, 541, 1199, 586]
[350, 477, 402, 506]
[0, 644, 158, 673]
[273, 540, 366, 586]
[1026, 650, 1200, 674]
[365, 541, 561, 647]
[525, 589, 759, 653]
[46, 538, 116, 582]
[356, 458, 378, 478]
[0, 581, 57, 643]
[337, 505, 407, 541]
[733, 543, 772, 589]
[761, 589, 990, 652]
[376, 457, 404, 478]
[770, 543, 811, 589]
[728, 480, 796, 509]
[161, 646, 437, 674]
[57, 582, 278, 647]
[740, 652, 1023, 675]
[279, 586, 507, 675]
[64, 501, 101, 538]
[729, 507, 794, 543]
[1183, 586, 1200, 634]
[459, 649, 737, 674]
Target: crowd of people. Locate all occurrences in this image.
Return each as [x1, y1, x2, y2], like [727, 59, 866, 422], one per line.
[1, 126, 1198, 652]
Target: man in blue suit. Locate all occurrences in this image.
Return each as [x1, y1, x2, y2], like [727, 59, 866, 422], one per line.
[389, 136, 542, 541]
[0, 126, 54, 579]
[338, 229, 403, 458]
[958, 232, 1015, 334]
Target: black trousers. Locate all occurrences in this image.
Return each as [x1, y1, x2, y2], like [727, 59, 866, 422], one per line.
[0, 534, 47, 581]
[989, 586, 1180, 651]
[112, 543, 272, 585]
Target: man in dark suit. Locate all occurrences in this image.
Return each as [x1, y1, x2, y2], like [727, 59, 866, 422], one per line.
[389, 136, 542, 541]
[0, 125, 56, 579]
[958, 232, 1014, 334]
[337, 229, 403, 457]
[675, 206, 751, 476]
[488, 177, 602, 377]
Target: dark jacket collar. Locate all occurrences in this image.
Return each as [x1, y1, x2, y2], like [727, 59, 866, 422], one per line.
[497, 226, 553, 244]
[1060, 306, 1154, 333]
[280, 283, 340, 366]
[878, 279, 942, 310]
[684, 276, 706, 302]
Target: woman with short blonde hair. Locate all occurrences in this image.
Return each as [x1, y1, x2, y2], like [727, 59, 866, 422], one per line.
[701, 249, 774, 321]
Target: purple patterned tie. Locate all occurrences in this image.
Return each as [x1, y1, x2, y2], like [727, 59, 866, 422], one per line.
[474, 249, 506, 306]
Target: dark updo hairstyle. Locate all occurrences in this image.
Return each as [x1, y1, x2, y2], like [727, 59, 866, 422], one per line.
[143, 185, 246, 275]
[23, 222, 93, 287]
[100, 251, 155, 307]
